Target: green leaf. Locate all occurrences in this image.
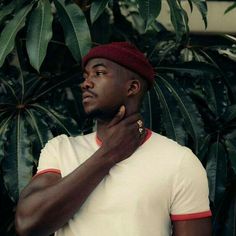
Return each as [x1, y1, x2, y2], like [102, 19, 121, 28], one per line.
[166, 0, 188, 41]
[154, 79, 187, 145]
[0, 77, 19, 101]
[54, 0, 91, 62]
[2, 113, 34, 201]
[224, 2, 236, 14]
[200, 78, 228, 117]
[221, 105, 236, 123]
[0, 3, 34, 67]
[137, 0, 161, 30]
[142, 91, 153, 130]
[65, 86, 89, 131]
[25, 108, 53, 148]
[206, 141, 227, 205]
[0, 116, 12, 165]
[90, 0, 110, 24]
[187, 0, 193, 12]
[223, 34, 236, 44]
[158, 74, 205, 152]
[26, 0, 53, 72]
[157, 61, 219, 76]
[225, 139, 236, 175]
[0, 1, 15, 24]
[191, 0, 207, 28]
[31, 104, 79, 136]
[198, 134, 211, 161]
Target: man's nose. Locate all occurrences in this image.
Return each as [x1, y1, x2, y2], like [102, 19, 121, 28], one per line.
[81, 76, 94, 90]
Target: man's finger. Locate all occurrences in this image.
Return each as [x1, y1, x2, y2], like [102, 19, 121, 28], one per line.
[107, 105, 126, 128]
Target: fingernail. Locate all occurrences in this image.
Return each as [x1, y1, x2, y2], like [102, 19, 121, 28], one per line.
[119, 105, 125, 113]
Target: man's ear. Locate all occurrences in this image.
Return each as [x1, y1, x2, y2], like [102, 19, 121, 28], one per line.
[126, 79, 141, 96]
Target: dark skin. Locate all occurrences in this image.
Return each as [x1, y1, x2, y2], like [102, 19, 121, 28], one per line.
[15, 58, 212, 236]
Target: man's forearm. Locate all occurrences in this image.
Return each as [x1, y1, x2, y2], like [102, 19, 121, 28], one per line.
[15, 147, 115, 236]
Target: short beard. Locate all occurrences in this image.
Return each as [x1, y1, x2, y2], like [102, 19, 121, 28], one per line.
[85, 107, 119, 121]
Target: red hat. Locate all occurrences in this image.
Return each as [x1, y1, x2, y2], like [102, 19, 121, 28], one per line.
[82, 42, 155, 88]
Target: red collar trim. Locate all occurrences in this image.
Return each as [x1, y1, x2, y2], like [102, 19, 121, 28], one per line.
[96, 128, 152, 147]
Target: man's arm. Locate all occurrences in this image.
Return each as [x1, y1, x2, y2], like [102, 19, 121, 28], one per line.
[15, 107, 144, 236]
[15, 148, 114, 236]
[173, 217, 212, 236]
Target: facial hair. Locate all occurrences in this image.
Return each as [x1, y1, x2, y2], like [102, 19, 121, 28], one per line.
[85, 106, 121, 121]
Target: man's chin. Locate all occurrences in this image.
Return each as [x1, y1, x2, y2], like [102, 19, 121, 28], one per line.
[85, 108, 118, 120]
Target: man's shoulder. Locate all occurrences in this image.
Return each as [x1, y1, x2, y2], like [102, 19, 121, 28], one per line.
[44, 132, 96, 148]
[149, 131, 186, 150]
[148, 130, 195, 161]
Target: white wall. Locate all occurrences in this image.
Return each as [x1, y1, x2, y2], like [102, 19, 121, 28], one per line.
[157, 1, 236, 34]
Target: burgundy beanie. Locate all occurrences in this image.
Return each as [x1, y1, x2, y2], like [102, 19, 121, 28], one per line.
[82, 42, 155, 88]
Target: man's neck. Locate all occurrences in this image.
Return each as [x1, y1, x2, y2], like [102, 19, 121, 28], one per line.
[96, 103, 140, 143]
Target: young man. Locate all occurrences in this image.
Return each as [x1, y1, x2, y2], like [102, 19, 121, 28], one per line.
[15, 42, 212, 236]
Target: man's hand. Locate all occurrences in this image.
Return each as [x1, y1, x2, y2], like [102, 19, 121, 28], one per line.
[101, 105, 145, 164]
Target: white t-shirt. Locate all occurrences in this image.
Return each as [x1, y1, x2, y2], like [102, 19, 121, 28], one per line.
[37, 130, 211, 236]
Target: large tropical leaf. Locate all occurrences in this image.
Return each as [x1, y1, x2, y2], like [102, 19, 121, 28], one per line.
[212, 178, 236, 236]
[225, 2, 236, 14]
[25, 108, 53, 165]
[0, 77, 18, 102]
[142, 91, 153, 130]
[90, 0, 110, 24]
[31, 104, 79, 136]
[0, 116, 12, 165]
[26, 0, 53, 72]
[191, 0, 207, 28]
[197, 134, 211, 162]
[2, 113, 34, 202]
[220, 191, 236, 236]
[153, 79, 187, 145]
[137, 0, 161, 30]
[54, 0, 91, 62]
[221, 104, 236, 124]
[206, 142, 227, 205]
[0, 3, 34, 67]
[157, 62, 219, 76]
[225, 139, 236, 175]
[157, 74, 205, 152]
[0, 1, 15, 24]
[25, 108, 53, 148]
[166, 0, 188, 41]
[199, 78, 228, 117]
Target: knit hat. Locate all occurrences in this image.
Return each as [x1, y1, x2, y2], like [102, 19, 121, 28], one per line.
[82, 42, 155, 88]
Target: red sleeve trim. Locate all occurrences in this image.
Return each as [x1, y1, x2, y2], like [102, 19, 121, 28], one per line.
[171, 210, 212, 221]
[96, 135, 102, 146]
[33, 168, 61, 179]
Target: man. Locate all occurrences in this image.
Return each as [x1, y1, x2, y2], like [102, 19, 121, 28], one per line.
[15, 42, 212, 236]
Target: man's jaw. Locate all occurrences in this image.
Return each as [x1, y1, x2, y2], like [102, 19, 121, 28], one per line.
[84, 106, 120, 122]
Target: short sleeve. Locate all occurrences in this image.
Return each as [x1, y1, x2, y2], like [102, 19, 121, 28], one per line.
[35, 135, 66, 176]
[170, 148, 212, 221]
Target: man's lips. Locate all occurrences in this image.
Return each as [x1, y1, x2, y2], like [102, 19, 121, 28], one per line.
[82, 91, 96, 102]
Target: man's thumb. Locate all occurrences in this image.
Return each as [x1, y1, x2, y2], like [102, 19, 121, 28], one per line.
[108, 105, 125, 127]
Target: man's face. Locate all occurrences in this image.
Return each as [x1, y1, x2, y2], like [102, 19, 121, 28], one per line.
[81, 58, 128, 120]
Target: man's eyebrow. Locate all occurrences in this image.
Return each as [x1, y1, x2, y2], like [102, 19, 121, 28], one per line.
[84, 63, 107, 73]
[92, 63, 107, 69]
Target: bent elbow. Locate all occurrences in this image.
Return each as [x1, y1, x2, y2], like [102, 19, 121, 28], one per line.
[15, 213, 30, 236]
[15, 210, 38, 236]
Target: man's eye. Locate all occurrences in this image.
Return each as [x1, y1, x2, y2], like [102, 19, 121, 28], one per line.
[96, 71, 104, 76]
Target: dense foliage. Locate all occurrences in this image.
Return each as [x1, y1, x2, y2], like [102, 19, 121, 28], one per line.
[0, 0, 236, 235]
